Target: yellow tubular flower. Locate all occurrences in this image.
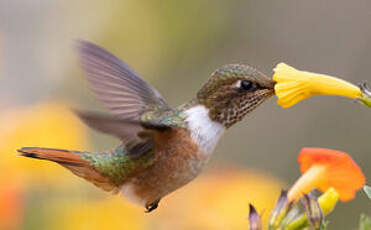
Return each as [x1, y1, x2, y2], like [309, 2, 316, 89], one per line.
[273, 63, 362, 108]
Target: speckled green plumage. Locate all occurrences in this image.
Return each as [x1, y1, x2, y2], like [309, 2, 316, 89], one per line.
[197, 64, 273, 106]
[140, 98, 200, 129]
[195, 64, 275, 127]
[77, 145, 155, 186]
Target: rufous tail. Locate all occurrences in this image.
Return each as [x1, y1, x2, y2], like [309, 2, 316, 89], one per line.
[17, 147, 117, 192]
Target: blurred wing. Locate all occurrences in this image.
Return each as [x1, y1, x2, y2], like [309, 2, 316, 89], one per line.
[74, 110, 143, 145]
[77, 40, 169, 120]
[75, 110, 172, 157]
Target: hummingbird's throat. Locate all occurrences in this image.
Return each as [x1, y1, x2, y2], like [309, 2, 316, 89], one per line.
[207, 89, 274, 128]
[184, 105, 225, 155]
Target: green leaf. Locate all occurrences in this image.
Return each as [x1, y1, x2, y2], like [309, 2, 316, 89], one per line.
[360, 214, 371, 230]
[364, 186, 371, 200]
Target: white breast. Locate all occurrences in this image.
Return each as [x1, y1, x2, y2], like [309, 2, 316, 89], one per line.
[121, 183, 146, 206]
[184, 105, 225, 155]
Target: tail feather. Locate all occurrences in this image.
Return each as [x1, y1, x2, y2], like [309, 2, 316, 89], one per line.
[17, 147, 118, 193]
[17, 147, 88, 166]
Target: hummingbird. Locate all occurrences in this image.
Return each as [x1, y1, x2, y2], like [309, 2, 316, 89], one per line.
[17, 41, 275, 212]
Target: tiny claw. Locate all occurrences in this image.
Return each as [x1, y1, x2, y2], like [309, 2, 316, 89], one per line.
[145, 199, 160, 213]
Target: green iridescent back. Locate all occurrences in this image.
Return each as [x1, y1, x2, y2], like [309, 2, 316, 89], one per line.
[77, 145, 154, 186]
[140, 101, 196, 128]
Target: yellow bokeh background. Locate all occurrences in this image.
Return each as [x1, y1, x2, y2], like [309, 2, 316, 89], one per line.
[0, 102, 90, 186]
[0, 102, 283, 230]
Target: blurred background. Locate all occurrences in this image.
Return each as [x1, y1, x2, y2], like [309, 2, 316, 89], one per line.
[0, 0, 370, 229]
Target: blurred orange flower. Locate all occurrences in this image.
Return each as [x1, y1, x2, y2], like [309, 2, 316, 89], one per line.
[0, 179, 24, 230]
[0, 102, 90, 186]
[287, 148, 365, 202]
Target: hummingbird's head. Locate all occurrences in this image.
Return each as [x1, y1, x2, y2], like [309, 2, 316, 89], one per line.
[197, 64, 275, 128]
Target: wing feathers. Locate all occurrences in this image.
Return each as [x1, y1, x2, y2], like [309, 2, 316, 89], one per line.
[74, 110, 143, 144]
[77, 40, 169, 120]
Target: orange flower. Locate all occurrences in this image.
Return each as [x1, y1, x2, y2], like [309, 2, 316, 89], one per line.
[287, 148, 365, 202]
[0, 180, 24, 230]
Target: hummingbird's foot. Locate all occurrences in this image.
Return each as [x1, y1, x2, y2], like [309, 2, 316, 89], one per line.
[145, 199, 161, 213]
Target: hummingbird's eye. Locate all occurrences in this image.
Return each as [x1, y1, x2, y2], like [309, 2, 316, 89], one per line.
[239, 80, 256, 91]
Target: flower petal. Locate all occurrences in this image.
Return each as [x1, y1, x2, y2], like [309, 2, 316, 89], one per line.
[298, 148, 365, 201]
[273, 63, 362, 108]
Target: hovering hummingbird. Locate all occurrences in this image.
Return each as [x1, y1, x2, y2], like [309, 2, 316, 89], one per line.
[18, 41, 275, 212]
